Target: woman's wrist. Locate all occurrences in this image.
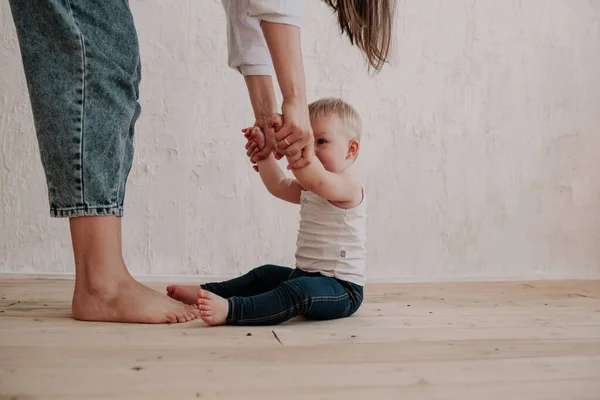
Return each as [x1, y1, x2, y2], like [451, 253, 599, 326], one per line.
[282, 91, 307, 106]
[244, 75, 278, 119]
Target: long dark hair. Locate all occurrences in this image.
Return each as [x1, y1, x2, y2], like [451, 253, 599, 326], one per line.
[323, 0, 395, 72]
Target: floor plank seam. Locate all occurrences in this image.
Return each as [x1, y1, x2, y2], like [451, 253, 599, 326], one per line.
[272, 330, 283, 345]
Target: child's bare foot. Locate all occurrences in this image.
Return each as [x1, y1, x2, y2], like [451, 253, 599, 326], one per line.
[196, 288, 229, 326]
[166, 284, 201, 305]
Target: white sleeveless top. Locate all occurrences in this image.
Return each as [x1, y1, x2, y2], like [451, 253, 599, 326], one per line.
[295, 189, 367, 286]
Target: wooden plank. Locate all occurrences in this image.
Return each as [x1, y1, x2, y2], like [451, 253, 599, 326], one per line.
[1, 358, 599, 398]
[2, 339, 600, 366]
[1, 279, 599, 400]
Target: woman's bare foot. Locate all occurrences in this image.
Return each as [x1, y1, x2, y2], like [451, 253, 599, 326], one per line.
[72, 279, 200, 324]
[196, 288, 229, 326]
[69, 215, 200, 324]
[166, 284, 200, 305]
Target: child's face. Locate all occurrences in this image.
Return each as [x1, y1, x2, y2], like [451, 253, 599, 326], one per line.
[311, 115, 359, 173]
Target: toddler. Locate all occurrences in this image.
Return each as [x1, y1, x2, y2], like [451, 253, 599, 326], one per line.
[167, 98, 367, 325]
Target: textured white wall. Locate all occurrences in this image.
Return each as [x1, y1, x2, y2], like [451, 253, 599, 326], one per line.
[1, 0, 599, 282]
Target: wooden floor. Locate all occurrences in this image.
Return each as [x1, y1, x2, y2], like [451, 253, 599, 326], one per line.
[0, 279, 599, 399]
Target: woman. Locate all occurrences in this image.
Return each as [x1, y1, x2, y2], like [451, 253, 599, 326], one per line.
[8, 0, 394, 324]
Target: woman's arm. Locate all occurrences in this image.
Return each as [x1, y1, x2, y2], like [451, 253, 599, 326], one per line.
[243, 75, 278, 162]
[222, 1, 313, 168]
[221, 0, 280, 162]
[244, 76, 277, 121]
[260, 21, 314, 169]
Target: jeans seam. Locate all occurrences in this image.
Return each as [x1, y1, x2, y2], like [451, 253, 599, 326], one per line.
[66, 0, 86, 206]
[237, 293, 349, 324]
[51, 204, 121, 211]
[79, 26, 86, 205]
[343, 302, 352, 317]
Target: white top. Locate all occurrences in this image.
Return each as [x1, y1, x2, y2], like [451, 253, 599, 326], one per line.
[295, 189, 368, 286]
[221, 0, 301, 76]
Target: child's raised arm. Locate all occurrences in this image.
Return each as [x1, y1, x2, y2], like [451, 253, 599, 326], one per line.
[288, 157, 361, 204]
[260, 115, 361, 205]
[244, 127, 303, 205]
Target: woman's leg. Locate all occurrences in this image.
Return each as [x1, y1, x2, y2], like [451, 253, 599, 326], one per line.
[198, 274, 362, 326]
[9, 0, 198, 323]
[167, 265, 292, 304]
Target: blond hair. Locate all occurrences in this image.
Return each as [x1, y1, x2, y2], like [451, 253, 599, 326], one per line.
[308, 97, 362, 140]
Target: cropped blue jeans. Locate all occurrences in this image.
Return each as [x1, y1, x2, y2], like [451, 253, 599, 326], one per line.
[10, 0, 141, 217]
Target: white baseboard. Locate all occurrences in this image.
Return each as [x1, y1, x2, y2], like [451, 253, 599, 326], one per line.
[0, 271, 598, 283]
[0, 272, 232, 284]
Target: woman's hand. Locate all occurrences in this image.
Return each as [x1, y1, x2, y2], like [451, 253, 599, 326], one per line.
[271, 99, 314, 169]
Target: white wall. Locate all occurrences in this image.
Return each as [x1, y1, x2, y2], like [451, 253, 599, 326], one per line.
[1, 0, 599, 282]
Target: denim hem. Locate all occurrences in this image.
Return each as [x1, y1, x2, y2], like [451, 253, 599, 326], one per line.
[226, 298, 236, 324]
[50, 205, 124, 218]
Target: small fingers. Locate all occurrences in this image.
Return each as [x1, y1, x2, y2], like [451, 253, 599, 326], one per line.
[246, 142, 257, 158]
[268, 114, 284, 132]
[242, 127, 253, 138]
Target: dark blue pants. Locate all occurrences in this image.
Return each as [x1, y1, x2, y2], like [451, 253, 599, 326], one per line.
[202, 265, 364, 326]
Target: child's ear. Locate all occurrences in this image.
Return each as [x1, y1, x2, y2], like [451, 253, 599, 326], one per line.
[346, 139, 360, 159]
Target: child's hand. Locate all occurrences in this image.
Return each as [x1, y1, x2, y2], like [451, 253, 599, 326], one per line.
[242, 126, 264, 160]
[242, 126, 266, 172]
[250, 115, 279, 163]
[246, 126, 266, 153]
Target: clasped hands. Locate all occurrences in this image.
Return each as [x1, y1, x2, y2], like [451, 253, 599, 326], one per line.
[242, 101, 314, 171]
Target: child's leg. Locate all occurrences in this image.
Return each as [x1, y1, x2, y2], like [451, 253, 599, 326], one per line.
[198, 274, 363, 326]
[167, 265, 292, 304]
[202, 264, 293, 298]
